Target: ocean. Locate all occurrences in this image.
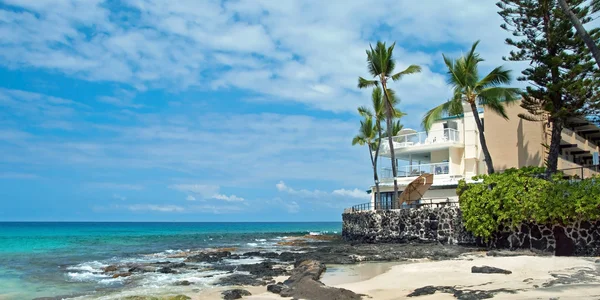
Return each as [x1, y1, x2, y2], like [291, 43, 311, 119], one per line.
[0, 222, 341, 299]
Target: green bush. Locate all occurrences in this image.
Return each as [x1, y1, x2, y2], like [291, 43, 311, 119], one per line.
[457, 167, 600, 240]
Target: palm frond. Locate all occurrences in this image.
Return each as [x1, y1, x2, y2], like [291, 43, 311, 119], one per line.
[391, 65, 422, 81]
[476, 66, 512, 89]
[352, 135, 364, 146]
[422, 101, 456, 131]
[371, 87, 385, 120]
[358, 77, 378, 89]
[357, 106, 373, 118]
[443, 53, 464, 88]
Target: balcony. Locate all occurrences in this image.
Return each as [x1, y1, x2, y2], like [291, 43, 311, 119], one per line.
[379, 129, 462, 156]
[380, 162, 450, 179]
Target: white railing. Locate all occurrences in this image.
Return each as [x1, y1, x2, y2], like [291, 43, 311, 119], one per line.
[385, 128, 460, 149]
[380, 162, 450, 179]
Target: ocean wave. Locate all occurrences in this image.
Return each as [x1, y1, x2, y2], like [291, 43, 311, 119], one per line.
[66, 271, 109, 282]
[255, 239, 267, 242]
[66, 261, 108, 273]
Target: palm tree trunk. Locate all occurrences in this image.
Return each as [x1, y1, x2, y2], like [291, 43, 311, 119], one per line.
[385, 101, 399, 207]
[470, 102, 495, 174]
[373, 129, 383, 210]
[558, 0, 600, 69]
[545, 118, 563, 177]
[367, 144, 380, 210]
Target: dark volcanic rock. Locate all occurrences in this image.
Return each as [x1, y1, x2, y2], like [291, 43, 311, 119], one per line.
[103, 265, 118, 272]
[174, 280, 192, 286]
[239, 261, 287, 277]
[408, 285, 517, 299]
[128, 265, 155, 273]
[267, 283, 286, 294]
[221, 289, 251, 300]
[168, 262, 186, 268]
[185, 251, 231, 263]
[471, 266, 512, 275]
[112, 272, 132, 278]
[216, 274, 264, 286]
[157, 267, 176, 274]
[274, 259, 362, 300]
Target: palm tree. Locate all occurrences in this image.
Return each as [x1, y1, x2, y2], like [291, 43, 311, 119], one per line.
[356, 87, 405, 209]
[557, 0, 600, 69]
[422, 41, 520, 174]
[352, 115, 380, 209]
[358, 41, 421, 202]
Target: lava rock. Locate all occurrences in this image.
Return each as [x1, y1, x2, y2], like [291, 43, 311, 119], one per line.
[174, 280, 192, 286]
[103, 265, 118, 272]
[239, 261, 287, 277]
[221, 289, 251, 300]
[157, 267, 176, 274]
[128, 265, 155, 273]
[112, 272, 132, 278]
[407, 285, 454, 297]
[471, 266, 512, 275]
[266, 283, 286, 294]
[216, 274, 265, 286]
[185, 251, 231, 263]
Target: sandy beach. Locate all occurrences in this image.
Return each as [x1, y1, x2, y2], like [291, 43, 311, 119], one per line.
[247, 253, 600, 300]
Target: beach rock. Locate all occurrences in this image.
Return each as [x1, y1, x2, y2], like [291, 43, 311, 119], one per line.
[128, 265, 155, 273]
[408, 285, 454, 297]
[239, 261, 287, 277]
[471, 266, 512, 275]
[174, 280, 192, 286]
[157, 267, 176, 274]
[273, 259, 362, 300]
[112, 272, 132, 278]
[221, 289, 251, 300]
[167, 262, 186, 268]
[185, 251, 231, 263]
[103, 265, 118, 272]
[267, 283, 286, 294]
[216, 274, 265, 286]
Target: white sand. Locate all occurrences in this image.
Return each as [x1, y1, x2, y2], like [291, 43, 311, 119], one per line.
[335, 253, 600, 300]
[249, 253, 600, 300]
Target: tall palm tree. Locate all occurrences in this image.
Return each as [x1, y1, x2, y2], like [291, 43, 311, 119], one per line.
[352, 115, 379, 209]
[358, 41, 421, 202]
[558, 0, 600, 69]
[356, 87, 405, 209]
[422, 41, 520, 174]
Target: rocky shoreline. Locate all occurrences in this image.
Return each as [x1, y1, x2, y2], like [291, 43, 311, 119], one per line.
[37, 235, 600, 300]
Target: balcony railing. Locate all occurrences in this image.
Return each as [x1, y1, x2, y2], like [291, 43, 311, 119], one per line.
[380, 162, 450, 179]
[388, 128, 460, 148]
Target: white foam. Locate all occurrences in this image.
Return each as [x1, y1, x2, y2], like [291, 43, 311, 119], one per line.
[255, 239, 267, 242]
[66, 261, 108, 272]
[246, 243, 258, 247]
[66, 272, 109, 282]
[309, 232, 322, 236]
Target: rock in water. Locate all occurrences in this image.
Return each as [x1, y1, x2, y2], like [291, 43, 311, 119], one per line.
[216, 274, 264, 286]
[471, 266, 512, 275]
[221, 289, 251, 300]
[103, 265, 118, 272]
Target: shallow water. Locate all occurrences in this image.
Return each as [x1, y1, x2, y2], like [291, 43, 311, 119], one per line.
[0, 222, 340, 299]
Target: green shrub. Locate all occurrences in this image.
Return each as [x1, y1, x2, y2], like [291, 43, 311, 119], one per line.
[457, 167, 600, 240]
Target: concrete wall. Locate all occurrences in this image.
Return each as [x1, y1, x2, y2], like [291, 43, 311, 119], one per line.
[484, 100, 546, 171]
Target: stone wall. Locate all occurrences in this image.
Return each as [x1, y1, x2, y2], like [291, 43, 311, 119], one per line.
[342, 207, 476, 245]
[342, 207, 600, 256]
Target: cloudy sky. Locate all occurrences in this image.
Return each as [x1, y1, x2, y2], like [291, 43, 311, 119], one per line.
[0, 0, 525, 221]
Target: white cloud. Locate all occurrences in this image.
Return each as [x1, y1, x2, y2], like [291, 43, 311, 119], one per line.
[186, 195, 196, 201]
[276, 181, 370, 200]
[112, 194, 127, 201]
[332, 188, 370, 200]
[85, 182, 144, 191]
[169, 184, 244, 202]
[127, 204, 185, 212]
[0, 0, 526, 115]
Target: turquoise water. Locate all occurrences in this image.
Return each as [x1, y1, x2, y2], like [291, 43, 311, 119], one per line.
[0, 222, 341, 299]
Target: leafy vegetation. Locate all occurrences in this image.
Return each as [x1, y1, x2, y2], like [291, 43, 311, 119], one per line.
[458, 167, 600, 240]
[358, 41, 421, 202]
[498, 0, 600, 176]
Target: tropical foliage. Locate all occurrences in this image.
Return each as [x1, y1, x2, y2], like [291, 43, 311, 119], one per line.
[458, 167, 600, 240]
[358, 41, 421, 201]
[422, 41, 519, 174]
[498, 0, 600, 176]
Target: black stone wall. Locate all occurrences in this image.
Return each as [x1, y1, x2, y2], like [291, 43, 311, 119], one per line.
[342, 208, 600, 256]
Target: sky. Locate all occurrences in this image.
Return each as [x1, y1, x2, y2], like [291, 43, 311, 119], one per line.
[0, 0, 530, 222]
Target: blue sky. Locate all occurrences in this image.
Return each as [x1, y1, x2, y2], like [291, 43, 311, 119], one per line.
[0, 0, 527, 221]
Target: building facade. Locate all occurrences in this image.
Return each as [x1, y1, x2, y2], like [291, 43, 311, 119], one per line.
[367, 99, 600, 210]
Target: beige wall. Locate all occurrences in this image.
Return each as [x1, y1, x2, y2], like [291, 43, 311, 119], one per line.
[430, 149, 448, 163]
[484, 100, 545, 171]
